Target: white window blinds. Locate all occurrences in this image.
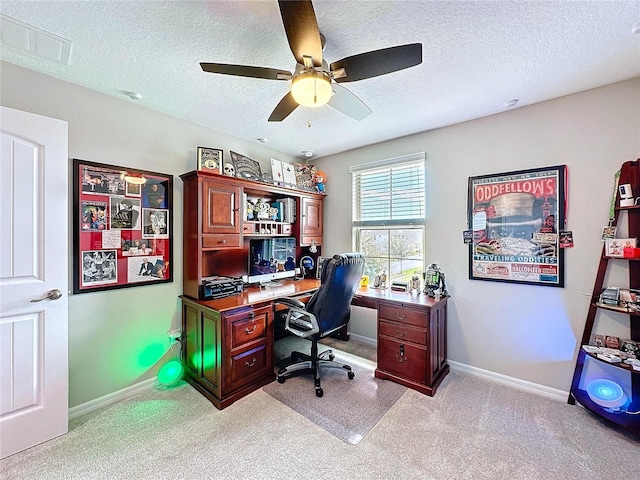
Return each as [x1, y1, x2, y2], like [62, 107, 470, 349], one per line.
[350, 153, 426, 227]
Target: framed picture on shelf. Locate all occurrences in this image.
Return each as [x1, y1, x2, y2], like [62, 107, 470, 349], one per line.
[197, 147, 223, 174]
[72, 158, 173, 294]
[468, 165, 567, 287]
[230, 151, 262, 180]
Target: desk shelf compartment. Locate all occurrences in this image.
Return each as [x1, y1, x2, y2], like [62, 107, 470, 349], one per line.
[243, 221, 293, 236]
[180, 170, 325, 300]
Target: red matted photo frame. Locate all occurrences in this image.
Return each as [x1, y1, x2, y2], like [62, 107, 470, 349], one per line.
[72, 158, 173, 294]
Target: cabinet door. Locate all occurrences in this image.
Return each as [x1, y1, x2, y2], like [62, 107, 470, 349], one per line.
[202, 178, 241, 234]
[201, 307, 222, 392]
[300, 196, 323, 244]
[182, 301, 221, 396]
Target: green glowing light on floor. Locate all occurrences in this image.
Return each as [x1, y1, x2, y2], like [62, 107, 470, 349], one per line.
[157, 359, 184, 386]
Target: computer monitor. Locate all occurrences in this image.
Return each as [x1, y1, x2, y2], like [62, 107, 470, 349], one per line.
[248, 237, 297, 285]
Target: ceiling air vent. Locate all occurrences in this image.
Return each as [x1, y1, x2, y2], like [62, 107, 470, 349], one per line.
[1, 14, 72, 65]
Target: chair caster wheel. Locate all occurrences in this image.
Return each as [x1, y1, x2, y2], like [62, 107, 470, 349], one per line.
[348, 371, 355, 380]
[315, 388, 324, 397]
[277, 376, 285, 384]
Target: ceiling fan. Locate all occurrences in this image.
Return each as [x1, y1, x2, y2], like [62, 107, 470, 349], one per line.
[200, 0, 422, 122]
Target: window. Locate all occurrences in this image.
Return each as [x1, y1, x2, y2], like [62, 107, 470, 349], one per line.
[351, 153, 426, 284]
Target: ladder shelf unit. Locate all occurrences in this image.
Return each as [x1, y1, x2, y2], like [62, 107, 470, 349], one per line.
[568, 160, 640, 435]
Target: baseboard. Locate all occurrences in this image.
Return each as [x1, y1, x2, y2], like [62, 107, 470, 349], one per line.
[67, 355, 568, 420]
[448, 360, 569, 402]
[68, 378, 157, 420]
[347, 332, 377, 347]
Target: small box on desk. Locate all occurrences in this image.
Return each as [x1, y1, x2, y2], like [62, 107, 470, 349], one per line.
[623, 247, 640, 258]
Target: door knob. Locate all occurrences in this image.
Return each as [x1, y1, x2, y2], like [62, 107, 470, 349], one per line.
[31, 289, 62, 302]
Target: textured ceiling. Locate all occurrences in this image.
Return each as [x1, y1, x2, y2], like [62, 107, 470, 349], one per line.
[1, 1, 639, 160]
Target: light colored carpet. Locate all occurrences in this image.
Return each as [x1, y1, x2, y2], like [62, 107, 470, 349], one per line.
[2, 340, 639, 479]
[264, 346, 406, 444]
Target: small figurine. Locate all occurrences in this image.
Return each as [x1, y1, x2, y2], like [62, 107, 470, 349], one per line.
[223, 163, 236, 177]
[246, 199, 255, 220]
[379, 270, 387, 288]
[254, 198, 270, 220]
[410, 275, 421, 294]
[314, 171, 326, 193]
[423, 263, 447, 297]
[269, 206, 279, 221]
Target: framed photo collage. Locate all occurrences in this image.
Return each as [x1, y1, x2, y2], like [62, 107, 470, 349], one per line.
[72, 158, 173, 293]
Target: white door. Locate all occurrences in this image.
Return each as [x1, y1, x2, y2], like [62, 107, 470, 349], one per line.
[0, 106, 69, 459]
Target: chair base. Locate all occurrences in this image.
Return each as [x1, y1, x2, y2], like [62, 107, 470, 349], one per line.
[277, 346, 355, 397]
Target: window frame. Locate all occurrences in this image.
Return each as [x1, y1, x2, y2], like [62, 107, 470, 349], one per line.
[350, 153, 427, 283]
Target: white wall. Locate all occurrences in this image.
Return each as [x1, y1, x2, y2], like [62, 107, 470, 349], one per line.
[0, 61, 298, 407]
[2, 59, 638, 401]
[317, 78, 640, 391]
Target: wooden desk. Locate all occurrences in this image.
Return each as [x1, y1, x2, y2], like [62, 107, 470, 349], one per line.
[353, 287, 449, 397]
[181, 279, 448, 409]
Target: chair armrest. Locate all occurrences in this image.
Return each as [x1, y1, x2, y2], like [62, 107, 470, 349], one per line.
[273, 297, 306, 310]
[283, 305, 319, 338]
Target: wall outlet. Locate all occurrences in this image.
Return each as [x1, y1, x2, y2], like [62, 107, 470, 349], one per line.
[168, 328, 181, 344]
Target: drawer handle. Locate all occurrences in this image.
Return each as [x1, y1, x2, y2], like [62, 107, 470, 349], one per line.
[395, 344, 407, 363]
[245, 357, 257, 367]
[394, 328, 406, 337]
[219, 239, 227, 244]
[244, 324, 257, 335]
[394, 313, 406, 321]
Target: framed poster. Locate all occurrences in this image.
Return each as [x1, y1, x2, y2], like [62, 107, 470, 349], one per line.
[72, 158, 173, 294]
[468, 165, 566, 287]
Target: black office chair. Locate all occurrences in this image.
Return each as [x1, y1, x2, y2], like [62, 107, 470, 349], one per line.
[274, 253, 365, 397]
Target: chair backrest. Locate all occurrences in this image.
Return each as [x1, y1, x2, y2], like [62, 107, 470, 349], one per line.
[305, 253, 365, 337]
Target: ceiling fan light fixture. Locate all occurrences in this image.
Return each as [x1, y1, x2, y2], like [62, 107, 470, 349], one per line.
[291, 70, 332, 108]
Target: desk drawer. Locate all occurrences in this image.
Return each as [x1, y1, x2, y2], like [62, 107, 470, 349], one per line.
[379, 302, 427, 327]
[202, 234, 242, 249]
[229, 345, 268, 390]
[379, 320, 427, 344]
[377, 336, 426, 383]
[228, 309, 268, 350]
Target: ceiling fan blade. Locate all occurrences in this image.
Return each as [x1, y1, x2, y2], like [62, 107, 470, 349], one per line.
[330, 43, 422, 83]
[278, 0, 322, 67]
[328, 83, 372, 120]
[200, 63, 292, 81]
[268, 92, 299, 122]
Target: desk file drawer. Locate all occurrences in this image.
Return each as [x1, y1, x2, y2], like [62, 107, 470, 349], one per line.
[379, 321, 427, 344]
[378, 303, 426, 327]
[229, 345, 268, 390]
[377, 336, 427, 383]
